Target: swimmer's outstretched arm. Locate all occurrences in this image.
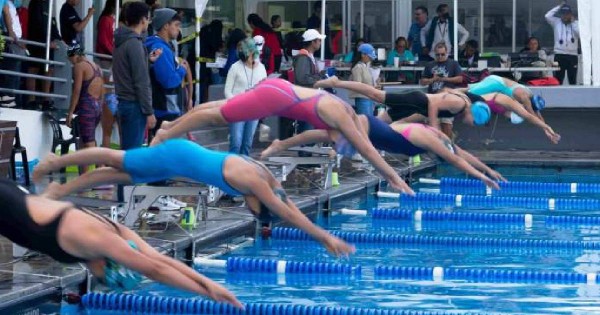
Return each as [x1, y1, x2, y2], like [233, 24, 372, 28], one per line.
[81, 230, 242, 308]
[314, 76, 386, 104]
[453, 145, 507, 182]
[498, 94, 560, 144]
[260, 130, 331, 159]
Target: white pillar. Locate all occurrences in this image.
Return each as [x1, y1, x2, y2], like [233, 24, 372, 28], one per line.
[578, 0, 592, 86]
[320, 0, 326, 60]
[590, 0, 600, 86]
[453, 0, 458, 58]
[480, 0, 484, 53]
[396, 0, 411, 47]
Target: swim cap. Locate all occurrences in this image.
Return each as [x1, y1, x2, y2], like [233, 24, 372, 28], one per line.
[510, 112, 525, 124]
[470, 101, 491, 126]
[104, 240, 143, 291]
[334, 135, 357, 157]
[531, 95, 546, 111]
[66, 41, 84, 57]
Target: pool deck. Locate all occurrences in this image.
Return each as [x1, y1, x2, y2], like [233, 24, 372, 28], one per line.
[0, 152, 435, 310]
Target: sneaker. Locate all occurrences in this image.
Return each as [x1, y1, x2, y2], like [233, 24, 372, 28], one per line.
[152, 196, 181, 211]
[165, 196, 187, 207]
[1, 101, 16, 108]
[0, 96, 15, 102]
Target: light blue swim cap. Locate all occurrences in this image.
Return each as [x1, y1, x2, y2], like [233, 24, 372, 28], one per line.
[510, 112, 525, 124]
[531, 95, 546, 111]
[470, 101, 491, 125]
[104, 240, 143, 291]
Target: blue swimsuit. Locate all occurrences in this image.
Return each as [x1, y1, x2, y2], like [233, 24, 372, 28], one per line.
[123, 139, 242, 196]
[366, 115, 425, 157]
[469, 75, 530, 98]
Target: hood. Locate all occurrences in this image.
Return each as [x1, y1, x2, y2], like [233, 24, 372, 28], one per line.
[144, 35, 169, 50]
[114, 26, 144, 47]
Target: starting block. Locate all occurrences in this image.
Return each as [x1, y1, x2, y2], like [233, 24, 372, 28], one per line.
[266, 146, 339, 189]
[121, 184, 223, 227]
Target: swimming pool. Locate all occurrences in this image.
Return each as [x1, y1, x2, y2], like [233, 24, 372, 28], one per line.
[81, 165, 600, 314]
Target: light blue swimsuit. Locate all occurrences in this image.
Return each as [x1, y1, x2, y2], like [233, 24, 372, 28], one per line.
[468, 75, 531, 98]
[123, 139, 241, 196]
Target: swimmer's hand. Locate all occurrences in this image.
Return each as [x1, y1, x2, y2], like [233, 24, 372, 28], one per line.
[389, 177, 416, 196]
[482, 176, 500, 190]
[314, 76, 340, 89]
[545, 128, 561, 144]
[200, 279, 244, 310]
[487, 169, 507, 182]
[323, 235, 356, 257]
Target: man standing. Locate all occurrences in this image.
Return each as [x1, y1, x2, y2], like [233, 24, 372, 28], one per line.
[407, 6, 429, 61]
[421, 4, 469, 59]
[113, 1, 155, 150]
[545, 2, 579, 85]
[59, 0, 94, 44]
[420, 42, 463, 138]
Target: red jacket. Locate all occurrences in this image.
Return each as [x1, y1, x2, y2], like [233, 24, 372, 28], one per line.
[96, 15, 114, 55]
[253, 28, 282, 57]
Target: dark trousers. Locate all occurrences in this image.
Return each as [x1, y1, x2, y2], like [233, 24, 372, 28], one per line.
[274, 55, 282, 73]
[554, 54, 578, 85]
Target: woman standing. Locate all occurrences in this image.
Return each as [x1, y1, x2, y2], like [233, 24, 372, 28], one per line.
[247, 13, 281, 74]
[225, 38, 267, 156]
[349, 43, 377, 116]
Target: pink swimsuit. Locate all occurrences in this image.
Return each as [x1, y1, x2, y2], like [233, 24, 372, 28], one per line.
[220, 78, 332, 130]
[485, 93, 506, 115]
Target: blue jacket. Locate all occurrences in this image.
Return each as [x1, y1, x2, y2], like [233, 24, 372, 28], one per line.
[145, 35, 186, 89]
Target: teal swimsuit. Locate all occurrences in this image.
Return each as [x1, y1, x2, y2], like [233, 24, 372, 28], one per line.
[469, 75, 530, 98]
[123, 139, 241, 196]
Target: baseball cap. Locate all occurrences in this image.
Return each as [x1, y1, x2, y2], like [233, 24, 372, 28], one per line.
[559, 4, 573, 14]
[302, 29, 326, 42]
[253, 35, 265, 51]
[358, 43, 377, 60]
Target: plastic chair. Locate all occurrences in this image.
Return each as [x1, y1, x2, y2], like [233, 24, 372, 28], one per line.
[45, 112, 80, 174]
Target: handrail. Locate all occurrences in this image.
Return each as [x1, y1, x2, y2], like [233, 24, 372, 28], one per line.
[86, 51, 113, 60]
[3, 37, 48, 48]
[0, 53, 66, 66]
[0, 70, 67, 83]
[0, 88, 67, 99]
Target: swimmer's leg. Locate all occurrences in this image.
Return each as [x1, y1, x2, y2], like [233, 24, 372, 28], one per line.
[33, 149, 126, 182]
[261, 130, 331, 159]
[43, 167, 132, 199]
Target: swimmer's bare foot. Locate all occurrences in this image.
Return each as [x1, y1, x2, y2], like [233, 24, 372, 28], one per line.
[314, 76, 339, 89]
[33, 153, 59, 183]
[260, 139, 284, 159]
[150, 129, 167, 146]
[41, 182, 63, 199]
[160, 120, 173, 130]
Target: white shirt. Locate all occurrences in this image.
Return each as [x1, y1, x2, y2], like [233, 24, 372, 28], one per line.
[224, 59, 267, 99]
[5, 0, 21, 39]
[545, 5, 579, 56]
[420, 18, 469, 58]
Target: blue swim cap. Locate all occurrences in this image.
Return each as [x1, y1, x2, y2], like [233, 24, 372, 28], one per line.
[470, 101, 491, 125]
[104, 240, 143, 291]
[531, 95, 546, 111]
[334, 135, 357, 157]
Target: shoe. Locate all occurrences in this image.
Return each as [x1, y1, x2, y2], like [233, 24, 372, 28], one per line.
[351, 153, 363, 161]
[1, 101, 16, 108]
[0, 96, 15, 102]
[152, 196, 181, 211]
[165, 196, 187, 207]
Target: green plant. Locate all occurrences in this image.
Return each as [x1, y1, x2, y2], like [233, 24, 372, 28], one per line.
[0, 33, 4, 59]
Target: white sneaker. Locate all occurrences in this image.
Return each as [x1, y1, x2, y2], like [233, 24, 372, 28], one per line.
[152, 196, 181, 211]
[165, 196, 187, 207]
[0, 96, 15, 102]
[1, 101, 16, 108]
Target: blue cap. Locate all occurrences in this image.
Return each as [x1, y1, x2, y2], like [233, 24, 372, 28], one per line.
[531, 95, 546, 111]
[104, 240, 143, 291]
[358, 43, 377, 60]
[470, 101, 491, 125]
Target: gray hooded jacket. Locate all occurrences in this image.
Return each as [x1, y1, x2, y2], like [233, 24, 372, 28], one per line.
[112, 26, 153, 115]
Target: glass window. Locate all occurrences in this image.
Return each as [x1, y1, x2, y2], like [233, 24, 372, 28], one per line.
[519, 0, 578, 53]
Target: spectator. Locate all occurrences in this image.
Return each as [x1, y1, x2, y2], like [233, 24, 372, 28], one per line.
[330, 14, 343, 56]
[96, 0, 118, 148]
[59, 0, 94, 44]
[343, 38, 364, 64]
[65, 41, 103, 173]
[420, 42, 463, 138]
[458, 39, 479, 67]
[520, 36, 549, 80]
[545, 2, 579, 85]
[293, 29, 325, 155]
[387, 36, 414, 66]
[421, 4, 469, 59]
[144, 0, 160, 35]
[271, 14, 284, 70]
[247, 13, 279, 74]
[253, 35, 272, 75]
[145, 8, 188, 139]
[224, 38, 267, 156]
[220, 28, 246, 77]
[199, 19, 223, 102]
[349, 43, 377, 116]
[26, 0, 61, 110]
[283, 21, 303, 59]
[408, 6, 429, 61]
[113, 1, 155, 150]
[306, 1, 332, 59]
[0, 0, 24, 108]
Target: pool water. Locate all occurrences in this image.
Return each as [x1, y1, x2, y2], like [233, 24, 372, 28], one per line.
[80, 166, 600, 314]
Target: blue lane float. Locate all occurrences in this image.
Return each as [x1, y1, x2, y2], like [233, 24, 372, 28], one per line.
[81, 292, 483, 315]
[374, 265, 597, 285]
[193, 257, 359, 275]
[377, 192, 600, 210]
[371, 208, 532, 226]
[271, 227, 600, 250]
[435, 177, 600, 195]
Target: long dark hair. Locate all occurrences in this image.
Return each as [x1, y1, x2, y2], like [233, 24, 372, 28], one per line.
[100, 0, 116, 17]
[226, 28, 247, 50]
[350, 38, 365, 69]
[247, 14, 274, 33]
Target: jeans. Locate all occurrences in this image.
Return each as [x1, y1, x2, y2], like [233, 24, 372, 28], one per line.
[117, 100, 147, 150]
[354, 98, 374, 116]
[229, 120, 259, 156]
